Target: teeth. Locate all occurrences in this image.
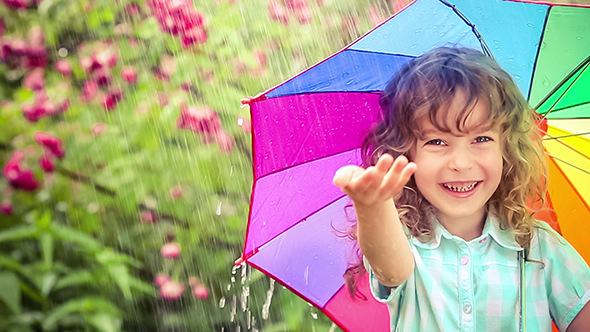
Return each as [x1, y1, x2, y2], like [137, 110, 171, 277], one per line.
[443, 182, 477, 192]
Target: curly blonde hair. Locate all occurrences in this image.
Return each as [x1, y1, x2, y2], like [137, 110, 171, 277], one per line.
[345, 47, 548, 298]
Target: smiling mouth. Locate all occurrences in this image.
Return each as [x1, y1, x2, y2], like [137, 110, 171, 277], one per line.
[441, 181, 480, 192]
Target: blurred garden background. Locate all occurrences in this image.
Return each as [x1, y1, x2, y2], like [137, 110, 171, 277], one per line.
[0, 0, 588, 331]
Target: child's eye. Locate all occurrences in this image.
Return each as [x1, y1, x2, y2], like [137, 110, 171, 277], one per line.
[474, 136, 492, 143]
[425, 139, 445, 146]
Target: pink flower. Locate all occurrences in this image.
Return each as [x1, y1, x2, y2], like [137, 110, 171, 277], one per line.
[55, 60, 71, 76]
[80, 81, 99, 103]
[140, 211, 156, 223]
[0, 202, 13, 215]
[154, 274, 170, 286]
[91, 123, 106, 136]
[180, 82, 192, 91]
[0, 18, 5, 38]
[11, 169, 39, 191]
[158, 93, 169, 107]
[161, 243, 181, 259]
[269, 1, 289, 25]
[170, 185, 182, 199]
[176, 105, 221, 137]
[159, 280, 185, 300]
[100, 89, 123, 111]
[181, 27, 207, 48]
[28, 27, 45, 48]
[22, 102, 47, 122]
[126, 3, 141, 15]
[38, 154, 54, 173]
[121, 67, 137, 84]
[188, 277, 200, 287]
[23, 68, 45, 91]
[2, 151, 24, 182]
[191, 284, 209, 299]
[94, 69, 112, 87]
[34, 132, 65, 159]
[215, 131, 233, 154]
[25, 46, 47, 68]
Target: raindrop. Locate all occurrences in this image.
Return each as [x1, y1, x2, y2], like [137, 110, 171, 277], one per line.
[230, 295, 237, 322]
[219, 297, 226, 308]
[543, 77, 551, 87]
[216, 201, 222, 215]
[329, 323, 338, 332]
[577, 36, 583, 40]
[311, 311, 318, 319]
[58, 47, 68, 57]
[87, 203, 99, 214]
[56, 201, 67, 211]
[241, 286, 249, 312]
[261, 279, 275, 320]
[36, 190, 50, 202]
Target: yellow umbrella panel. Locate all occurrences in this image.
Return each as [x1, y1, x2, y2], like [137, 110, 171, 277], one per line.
[542, 119, 590, 264]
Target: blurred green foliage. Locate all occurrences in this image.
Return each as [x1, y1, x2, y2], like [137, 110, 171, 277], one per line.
[0, 0, 402, 330]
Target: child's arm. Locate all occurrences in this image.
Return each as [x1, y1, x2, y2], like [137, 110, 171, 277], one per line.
[333, 154, 416, 287]
[567, 302, 590, 332]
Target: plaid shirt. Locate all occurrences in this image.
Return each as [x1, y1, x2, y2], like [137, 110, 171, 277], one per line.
[365, 215, 590, 331]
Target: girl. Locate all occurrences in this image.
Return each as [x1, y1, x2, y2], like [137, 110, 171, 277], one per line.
[333, 47, 590, 331]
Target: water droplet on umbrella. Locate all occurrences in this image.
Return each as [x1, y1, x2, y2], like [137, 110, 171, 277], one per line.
[543, 77, 551, 86]
[219, 297, 226, 308]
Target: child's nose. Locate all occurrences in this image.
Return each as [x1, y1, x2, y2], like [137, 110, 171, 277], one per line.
[448, 147, 474, 171]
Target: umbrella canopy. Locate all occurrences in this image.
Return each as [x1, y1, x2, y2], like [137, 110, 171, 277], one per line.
[241, 0, 590, 331]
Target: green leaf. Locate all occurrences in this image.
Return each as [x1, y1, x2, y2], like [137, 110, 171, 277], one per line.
[0, 226, 37, 243]
[0, 254, 23, 271]
[39, 233, 53, 269]
[0, 271, 21, 314]
[128, 276, 157, 297]
[43, 297, 120, 330]
[35, 210, 52, 230]
[86, 313, 122, 332]
[50, 224, 102, 252]
[41, 272, 57, 297]
[53, 271, 95, 291]
[136, 17, 160, 40]
[13, 89, 33, 103]
[106, 264, 131, 300]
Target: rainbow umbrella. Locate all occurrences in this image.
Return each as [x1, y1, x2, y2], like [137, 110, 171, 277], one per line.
[240, 0, 590, 330]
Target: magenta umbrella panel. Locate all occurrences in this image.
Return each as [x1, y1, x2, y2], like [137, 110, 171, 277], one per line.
[241, 0, 590, 330]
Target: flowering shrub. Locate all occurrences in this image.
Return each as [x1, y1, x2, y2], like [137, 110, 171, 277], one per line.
[0, 0, 416, 330]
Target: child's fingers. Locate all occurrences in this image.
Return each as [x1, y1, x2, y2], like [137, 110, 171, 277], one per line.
[381, 157, 416, 195]
[333, 165, 365, 188]
[375, 154, 394, 173]
[393, 162, 417, 193]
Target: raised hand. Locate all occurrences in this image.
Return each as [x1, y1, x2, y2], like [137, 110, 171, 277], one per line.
[333, 154, 417, 208]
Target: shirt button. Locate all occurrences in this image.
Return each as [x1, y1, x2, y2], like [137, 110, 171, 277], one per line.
[463, 303, 472, 314]
[461, 255, 469, 265]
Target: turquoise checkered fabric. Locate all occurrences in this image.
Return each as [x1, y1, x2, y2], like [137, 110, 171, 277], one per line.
[365, 215, 590, 331]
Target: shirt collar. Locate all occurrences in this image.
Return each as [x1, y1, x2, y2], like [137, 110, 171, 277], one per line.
[411, 213, 523, 251]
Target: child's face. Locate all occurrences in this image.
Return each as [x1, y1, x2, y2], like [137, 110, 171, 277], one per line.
[410, 93, 503, 228]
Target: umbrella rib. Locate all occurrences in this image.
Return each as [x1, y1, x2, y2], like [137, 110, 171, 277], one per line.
[545, 133, 590, 162]
[536, 56, 590, 119]
[527, 6, 551, 102]
[539, 100, 590, 117]
[545, 154, 590, 176]
[438, 0, 494, 58]
[543, 132, 590, 141]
